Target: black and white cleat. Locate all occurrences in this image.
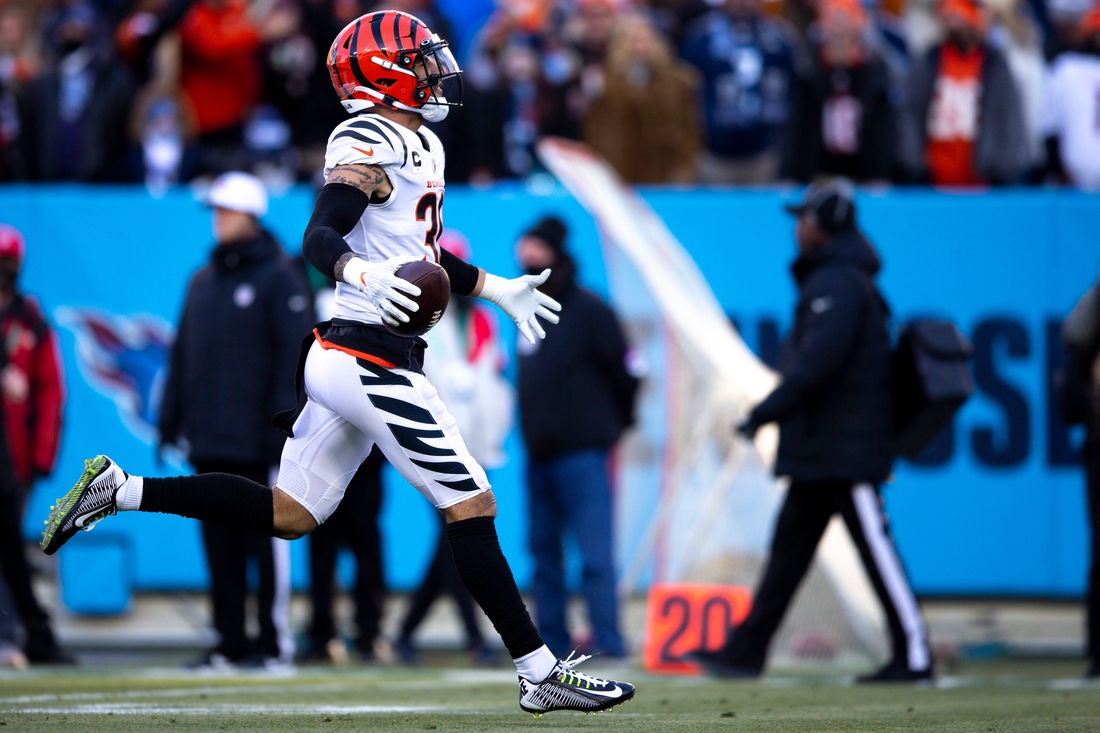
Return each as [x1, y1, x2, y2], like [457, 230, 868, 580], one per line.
[518, 651, 636, 717]
[40, 455, 127, 555]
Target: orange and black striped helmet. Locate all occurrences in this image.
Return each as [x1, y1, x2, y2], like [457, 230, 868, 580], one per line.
[327, 11, 462, 118]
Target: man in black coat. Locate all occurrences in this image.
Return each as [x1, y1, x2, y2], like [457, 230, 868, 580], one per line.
[516, 216, 639, 659]
[1061, 278, 1100, 679]
[159, 172, 314, 669]
[690, 181, 932, 683]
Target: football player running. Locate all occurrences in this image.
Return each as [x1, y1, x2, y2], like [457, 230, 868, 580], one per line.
[40, 10, 634, 716]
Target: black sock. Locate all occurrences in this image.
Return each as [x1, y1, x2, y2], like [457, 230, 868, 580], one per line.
[446, 516, 544, 659]
[140, 474, 275, 536]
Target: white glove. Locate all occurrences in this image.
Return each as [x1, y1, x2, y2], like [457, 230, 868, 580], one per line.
[343, 255, 422, 328]
[478, 269, 562, 344]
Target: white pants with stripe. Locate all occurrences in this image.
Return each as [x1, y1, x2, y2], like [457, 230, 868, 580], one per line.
[275, 341, 490, 524]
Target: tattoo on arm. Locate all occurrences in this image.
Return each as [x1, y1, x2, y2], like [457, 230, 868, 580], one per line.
[327, 164, 389, 195]
[334, 252, 356, 283]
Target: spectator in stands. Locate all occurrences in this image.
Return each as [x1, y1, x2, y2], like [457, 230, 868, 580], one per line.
[559, 0, 626, 135]
[780, 0, 895, 183]
[463, 8, 574, 181]
[1062, 269, 1100, 679]
[14, 1, 137, 181]
[303, 450, 387, 663]
[453, 1, 620, 182]
[1046, 0, 1095, 58]
[583, 14, 700, 183]
[899, 0, 1028, 185]
[463, 21, 530, 181]
[679, 0, 799, 184]
[985, 0, 1047, 177]
[395, 231, 513, 667]
[0, 2, 37, 180]
[114, 0, 196, 86]
[1041, 4, 1100, 190]
[114, 0, 199, 189]
[568, 0, 623, 65]
[516, 216, 639, 660]
[0, 224, 71, 666]
[159, 172, 313, 670]
[178, 0, 297, 176]
[646, 0, 715, 45]
[264, 0, 358, 181]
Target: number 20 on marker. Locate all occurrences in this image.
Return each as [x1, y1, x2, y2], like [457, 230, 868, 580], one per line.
[642, 584, 752, 674]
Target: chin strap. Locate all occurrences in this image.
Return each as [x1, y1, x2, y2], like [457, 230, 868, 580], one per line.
[342, 93, 447, 122]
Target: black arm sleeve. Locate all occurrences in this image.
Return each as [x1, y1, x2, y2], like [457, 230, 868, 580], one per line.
[302, 183, 370, 279]
[440, 247, 480, 296]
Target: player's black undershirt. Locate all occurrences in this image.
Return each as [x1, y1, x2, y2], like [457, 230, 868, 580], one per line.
[302, 182, 480, 296]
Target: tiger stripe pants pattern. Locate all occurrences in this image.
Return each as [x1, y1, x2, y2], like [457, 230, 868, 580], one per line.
[276, 341, 491, 524]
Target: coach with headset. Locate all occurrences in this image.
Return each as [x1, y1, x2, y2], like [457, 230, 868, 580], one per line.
[689, 180, 933, 683]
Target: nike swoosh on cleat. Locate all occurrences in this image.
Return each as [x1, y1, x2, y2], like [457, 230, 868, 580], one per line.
[73, 508, 107, 529]
[577, 687, 623, 699]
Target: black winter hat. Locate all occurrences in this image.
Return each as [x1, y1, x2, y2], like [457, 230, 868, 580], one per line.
[523, 216, 568, 254]
[784, 179, 857, 234]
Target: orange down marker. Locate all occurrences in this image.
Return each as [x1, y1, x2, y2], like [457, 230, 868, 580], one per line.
[642, 584, 753, 674]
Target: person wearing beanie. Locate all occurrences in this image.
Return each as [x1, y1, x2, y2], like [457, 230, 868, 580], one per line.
[688, 181, 932, 683]
[515, 215, 640, 660]
[899, 0, 1028, 185]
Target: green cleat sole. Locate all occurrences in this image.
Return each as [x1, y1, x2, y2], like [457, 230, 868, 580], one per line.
[40, 456, 108, 555]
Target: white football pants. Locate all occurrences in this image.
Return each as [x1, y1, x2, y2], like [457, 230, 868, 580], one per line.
[275, 340, 490, 524]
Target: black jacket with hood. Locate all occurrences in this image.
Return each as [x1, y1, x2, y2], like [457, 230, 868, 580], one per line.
[159, 231, 315, 467]
[517, 261, 639, 463]
[750, 228, 895, 484]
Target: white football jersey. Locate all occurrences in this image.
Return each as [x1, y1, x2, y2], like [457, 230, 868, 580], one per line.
[323, 112, 446, 326]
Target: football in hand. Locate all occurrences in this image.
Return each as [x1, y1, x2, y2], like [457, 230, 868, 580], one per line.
[384, 259, 450, 337]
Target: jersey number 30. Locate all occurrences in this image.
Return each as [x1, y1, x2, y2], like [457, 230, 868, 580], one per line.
[416, 192, 443, 261]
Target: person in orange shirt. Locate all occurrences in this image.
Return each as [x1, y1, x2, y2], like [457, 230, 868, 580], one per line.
[177, 0, 296, 166]
[900, 0, 1028, 185]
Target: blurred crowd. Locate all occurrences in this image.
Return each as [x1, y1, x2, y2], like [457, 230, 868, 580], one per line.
[0, 0, 1098, 189]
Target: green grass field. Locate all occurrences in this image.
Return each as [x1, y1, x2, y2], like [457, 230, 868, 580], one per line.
[1, 658, 1098, 732]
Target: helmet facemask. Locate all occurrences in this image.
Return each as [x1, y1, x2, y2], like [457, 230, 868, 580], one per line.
[411, 35, 462, 122]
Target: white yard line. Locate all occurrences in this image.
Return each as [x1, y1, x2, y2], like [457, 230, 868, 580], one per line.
[3, 704, 452, 716]
[0, 673, 525, 707]
[0, 683, 367, 705]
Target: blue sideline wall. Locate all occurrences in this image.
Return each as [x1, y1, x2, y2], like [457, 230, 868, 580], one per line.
[6, 185, 1099, 606]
